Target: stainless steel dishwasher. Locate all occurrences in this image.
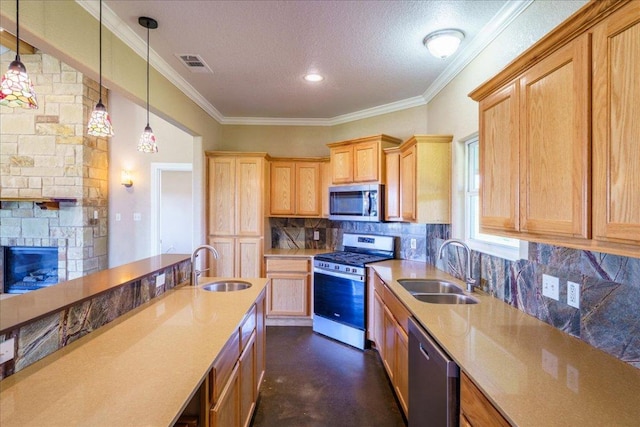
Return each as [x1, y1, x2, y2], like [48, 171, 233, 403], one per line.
[408, 317, 460, 426]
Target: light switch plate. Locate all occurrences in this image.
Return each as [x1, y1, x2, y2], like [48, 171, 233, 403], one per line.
[0, 338, 15, 364]
[156, 273, 165, 288]
[542, 274, 559, 301]
[410, 238, 417, 250]
[133, 213, 142, 221]
[313, 230, 320, 240]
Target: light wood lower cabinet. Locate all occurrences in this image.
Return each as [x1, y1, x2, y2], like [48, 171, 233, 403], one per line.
[368, 270, 409, 417]
[264, 256, 312, 325]
[208, 237, 263, 278]
[460, 372, 510, 427]
[206, 290, 266, 427]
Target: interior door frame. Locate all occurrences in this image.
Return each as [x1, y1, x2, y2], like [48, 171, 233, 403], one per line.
[150, 162, 193, 255]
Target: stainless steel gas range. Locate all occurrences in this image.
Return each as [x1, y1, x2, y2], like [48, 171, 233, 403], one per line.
[313, 233, 395, 349]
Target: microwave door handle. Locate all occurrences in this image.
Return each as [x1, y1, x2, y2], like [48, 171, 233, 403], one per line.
[363, 191, 370, 215]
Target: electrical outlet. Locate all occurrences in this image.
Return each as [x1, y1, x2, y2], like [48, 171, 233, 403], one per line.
[542, 274, 559, 301]
[0, 338, 15, 364]
[410, 238, 417, 250]
[567, 281, 580, 309]
[313, 230, 320, 241]
[115, 213, 121, 221]
[156, 273, 165, 288]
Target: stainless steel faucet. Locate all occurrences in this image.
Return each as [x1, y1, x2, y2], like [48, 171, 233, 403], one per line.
[190, 244, 220, 286]
[437, 239, 476, 292]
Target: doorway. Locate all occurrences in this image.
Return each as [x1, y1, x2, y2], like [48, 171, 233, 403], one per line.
[151, 163, 193, 255]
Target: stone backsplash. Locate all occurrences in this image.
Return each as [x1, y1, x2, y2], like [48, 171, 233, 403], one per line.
[0, 259, 191, 380]
[272, 218, 640, 368]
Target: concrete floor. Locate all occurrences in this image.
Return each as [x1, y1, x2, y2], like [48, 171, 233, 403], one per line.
[251, 326, 407, 427]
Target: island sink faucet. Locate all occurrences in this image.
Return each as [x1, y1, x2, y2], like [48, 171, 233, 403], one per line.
[437, 239, 476, 292]
[190, 244, 220, 286]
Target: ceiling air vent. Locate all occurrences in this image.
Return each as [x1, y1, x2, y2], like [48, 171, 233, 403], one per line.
[176, 54, 212, 73]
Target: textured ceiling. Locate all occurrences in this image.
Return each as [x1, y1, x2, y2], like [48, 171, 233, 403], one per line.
[103, 0, 512, 122]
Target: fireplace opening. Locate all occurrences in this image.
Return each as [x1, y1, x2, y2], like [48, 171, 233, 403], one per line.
[3, 247, 59, 294]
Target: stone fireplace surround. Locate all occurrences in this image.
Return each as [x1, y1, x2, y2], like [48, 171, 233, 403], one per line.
[0, 51, 108, 285]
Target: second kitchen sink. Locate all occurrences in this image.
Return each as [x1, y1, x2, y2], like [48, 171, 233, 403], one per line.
[398, 279, 464, 295]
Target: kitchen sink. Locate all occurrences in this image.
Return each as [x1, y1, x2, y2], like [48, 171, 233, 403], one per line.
[412, 294, 479, 305]
[397, 279, 464, 295]
[201, 280, 252, 292]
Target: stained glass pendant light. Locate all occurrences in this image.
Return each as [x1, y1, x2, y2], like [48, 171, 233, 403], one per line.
[137, 16, 158, 153]
[87, 0, 114, 137]
[0, 0, 38, 109]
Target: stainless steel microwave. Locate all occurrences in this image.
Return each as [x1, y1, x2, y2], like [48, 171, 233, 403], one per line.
[328, 184, 384, 222]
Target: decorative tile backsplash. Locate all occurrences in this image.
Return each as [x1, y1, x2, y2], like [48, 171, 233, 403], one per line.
[272, 218, 639, 368]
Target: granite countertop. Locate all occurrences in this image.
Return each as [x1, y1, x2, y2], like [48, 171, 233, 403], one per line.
[264, 248, 330, 257]
[370, 260, 640, 426]
[0, 277, 269, 427]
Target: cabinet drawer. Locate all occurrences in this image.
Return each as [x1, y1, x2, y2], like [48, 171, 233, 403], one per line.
[210, 330, 240, 405]
[383, 285, 410, 334]
[240, 305, 257, 353]
[265, 258, 310, 273]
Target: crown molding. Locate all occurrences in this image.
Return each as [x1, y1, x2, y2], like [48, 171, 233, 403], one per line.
[76, 0, 225, 122]
[422, 0, 533, 103]
[77, 0, 531, 127]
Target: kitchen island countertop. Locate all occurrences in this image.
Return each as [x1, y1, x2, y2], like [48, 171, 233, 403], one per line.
[370, 260, 640, 427]
[0, 277, 269, 427]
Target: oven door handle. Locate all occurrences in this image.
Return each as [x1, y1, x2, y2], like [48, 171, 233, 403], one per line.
[314, 269, 364, 282]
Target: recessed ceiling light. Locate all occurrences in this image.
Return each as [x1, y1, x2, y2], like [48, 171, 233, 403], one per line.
[304, 73, 324, 82]
[423, 29, 465, 59]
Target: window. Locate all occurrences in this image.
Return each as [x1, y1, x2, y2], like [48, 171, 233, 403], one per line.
[464, 136, 527, 261]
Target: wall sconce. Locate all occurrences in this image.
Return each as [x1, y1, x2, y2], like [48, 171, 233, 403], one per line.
[121, 170, 133, 188]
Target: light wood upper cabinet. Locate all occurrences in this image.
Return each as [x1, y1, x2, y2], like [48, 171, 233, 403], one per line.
[398, 135, 452, 224]
[269, 159, 326, 218]
[327, 134, 401, 185]
[478, 83, 519, 232]
[208, 153, 267, 237]
[470, 0, 639, 258]
[592, 3, 640, 246]
[208, 157, 236, 236]
[384, 148, 402, 221]
[270, 161, 295, 216]
[519, 34, 590, 238]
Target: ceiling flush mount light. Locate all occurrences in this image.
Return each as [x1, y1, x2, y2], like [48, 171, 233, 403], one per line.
[304, 73, 324, 83]
[137, 16, 158, 153]
[0, 0, 38, 109]
[423, 29, 465, 59]
[87, 0, 114, 137]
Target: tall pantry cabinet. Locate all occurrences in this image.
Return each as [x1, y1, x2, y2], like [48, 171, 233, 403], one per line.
[206, 152, 269, 277]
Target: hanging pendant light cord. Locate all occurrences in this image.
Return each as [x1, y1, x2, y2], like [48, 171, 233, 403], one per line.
[98, 0, 103, 102]
[15, 0, 21, 60]
[146, 24, 150, 127]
